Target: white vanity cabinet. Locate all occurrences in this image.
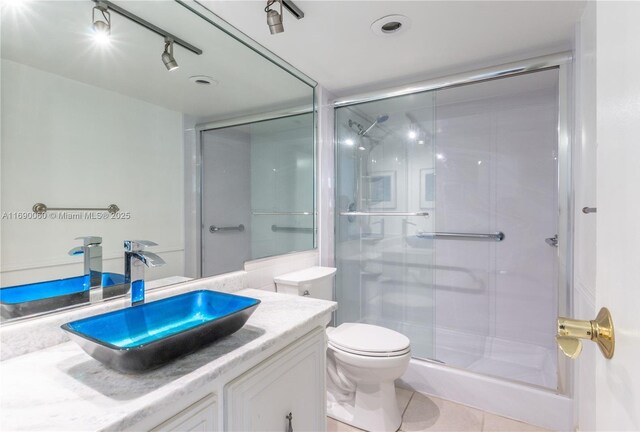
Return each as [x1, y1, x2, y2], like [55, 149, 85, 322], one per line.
[224, 328, 326, 432]
[152, 395, 217, 432]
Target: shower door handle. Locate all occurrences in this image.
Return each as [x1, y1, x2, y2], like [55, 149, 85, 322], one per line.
[545, 234, 558, 247]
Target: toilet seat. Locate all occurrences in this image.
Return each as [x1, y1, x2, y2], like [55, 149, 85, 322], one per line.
[328, 341, 411, 358]
[327, 323, 411, 357]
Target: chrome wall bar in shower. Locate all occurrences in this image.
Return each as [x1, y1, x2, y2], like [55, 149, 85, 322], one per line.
[209, 224, 245, 233]
[340, 211, 429, 217]
[416, 231, 505, 242]
[271, 225, 314, 233]
[253, 211, 315, 216]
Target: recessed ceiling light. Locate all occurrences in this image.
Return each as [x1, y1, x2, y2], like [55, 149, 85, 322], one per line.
[371, 15, 410, 36]
[189, 75, 218, 86]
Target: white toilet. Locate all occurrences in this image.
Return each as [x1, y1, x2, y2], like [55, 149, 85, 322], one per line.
[274, 266, 411, 432]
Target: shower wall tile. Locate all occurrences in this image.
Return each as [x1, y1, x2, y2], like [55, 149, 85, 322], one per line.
[492, 77, 558, 349]
[433, 99, 494, 341]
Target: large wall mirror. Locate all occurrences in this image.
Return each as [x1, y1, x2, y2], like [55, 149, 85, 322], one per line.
[0, 0, 316, 322]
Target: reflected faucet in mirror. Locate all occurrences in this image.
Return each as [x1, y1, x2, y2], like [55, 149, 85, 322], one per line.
[124, 240, 166, 307]
[68, 236, 103, 302]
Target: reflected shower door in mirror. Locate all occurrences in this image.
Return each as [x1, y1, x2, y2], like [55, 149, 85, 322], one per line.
[0, 1, 315, 322]
[200, 113, 315, 277]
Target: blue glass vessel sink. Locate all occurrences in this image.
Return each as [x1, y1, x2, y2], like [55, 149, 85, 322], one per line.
[0, 273, 125, 319]
[61, 290, 261, 373]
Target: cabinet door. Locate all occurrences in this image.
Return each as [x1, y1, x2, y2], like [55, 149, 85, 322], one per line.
[225, 328, 326, 432]
[152, 394, 217, 432]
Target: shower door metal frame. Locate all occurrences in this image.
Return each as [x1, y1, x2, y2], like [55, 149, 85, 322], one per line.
[332, 51, 574, 397]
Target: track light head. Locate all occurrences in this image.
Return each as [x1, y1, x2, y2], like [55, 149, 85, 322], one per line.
[265, 0, 284, 34]
[92, 2, 111, 44]
[161, 38, 179, 71]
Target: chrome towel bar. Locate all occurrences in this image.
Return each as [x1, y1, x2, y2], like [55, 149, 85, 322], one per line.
[253, 211, 314, 216]
[582, 207, 597, 214]
[416, 231, 505, 242]
[32, 203, 120, 214]
[340, 211, 429, 217]
[209, 224, 245, 233]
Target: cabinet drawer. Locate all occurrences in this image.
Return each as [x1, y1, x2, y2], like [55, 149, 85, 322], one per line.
[152, 394, 217, 432]
[225, 328, 326, 432]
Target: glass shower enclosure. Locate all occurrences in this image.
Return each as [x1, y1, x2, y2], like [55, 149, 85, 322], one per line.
[335, 69, 560, 389]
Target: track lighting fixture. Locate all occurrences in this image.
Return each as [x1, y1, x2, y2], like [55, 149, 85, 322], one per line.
[89, 0, 202, 70]
[265, 0, 284, 35]
[161, 38, 179, 71]
[92, 2, 111, 45]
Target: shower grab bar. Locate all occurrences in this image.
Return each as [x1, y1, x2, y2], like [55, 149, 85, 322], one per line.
[340, 211, 429, 217]
[32, 203, 120, 214]
[271, 225, 315, 233]
[416, 231, 505, 242]
[209, 224, 245, 233]
[253, 211, 315, 216]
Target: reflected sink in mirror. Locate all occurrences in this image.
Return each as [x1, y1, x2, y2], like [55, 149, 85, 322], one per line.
[61, 290, 260, 373]
[0, 273, 125, 319]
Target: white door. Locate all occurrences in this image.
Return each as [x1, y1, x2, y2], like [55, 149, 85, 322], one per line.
[594, 2, 640, 429]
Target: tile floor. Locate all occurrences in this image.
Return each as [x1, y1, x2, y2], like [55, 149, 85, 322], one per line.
[327, 388, 551, 432]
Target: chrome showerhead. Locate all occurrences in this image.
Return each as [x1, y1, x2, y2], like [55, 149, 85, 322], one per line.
[361, 113, 390, 136]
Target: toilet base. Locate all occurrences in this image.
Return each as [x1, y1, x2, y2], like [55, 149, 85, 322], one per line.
[327, 380, 402, 432]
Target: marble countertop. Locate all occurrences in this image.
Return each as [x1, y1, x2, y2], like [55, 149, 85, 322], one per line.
[0, 289, 336, 431]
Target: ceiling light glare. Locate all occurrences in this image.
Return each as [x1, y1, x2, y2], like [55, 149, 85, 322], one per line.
[408, 130, 417, 140]
[345, 139, 355, 146]
[2, 0, 30, 11]
[92, 2, 111, 45]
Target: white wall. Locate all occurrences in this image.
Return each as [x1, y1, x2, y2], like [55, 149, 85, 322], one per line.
[572, 1, 598, 430]
[0, 59, 184, 286]
[594, 2, 640, 430]
[317, 86, 336, 268]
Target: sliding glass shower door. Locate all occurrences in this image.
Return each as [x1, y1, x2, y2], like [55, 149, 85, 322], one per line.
[335, 68, 560, 389]
[335, 92, 437, 359]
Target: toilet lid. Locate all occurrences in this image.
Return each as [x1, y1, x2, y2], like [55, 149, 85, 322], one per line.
[327, 323, 410, 354]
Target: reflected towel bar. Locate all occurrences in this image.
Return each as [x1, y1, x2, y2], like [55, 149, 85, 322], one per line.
[209, 224, 245, 233]
[271, 225, 314, 233]
[340, 211, 429, 217]
[32, 203, 120, 214]
[416, 231, 505, 242]
[253, 211, 315, 216]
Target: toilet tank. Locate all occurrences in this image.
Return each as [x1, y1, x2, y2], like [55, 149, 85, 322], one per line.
[274, 267, 337, 301]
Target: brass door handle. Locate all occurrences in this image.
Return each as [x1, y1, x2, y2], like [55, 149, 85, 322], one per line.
[557, 307, 615, 359]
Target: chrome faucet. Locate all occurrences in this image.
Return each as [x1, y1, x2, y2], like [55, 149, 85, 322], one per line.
[69, 236, 103, 302]
[124, 240, 166, 306]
